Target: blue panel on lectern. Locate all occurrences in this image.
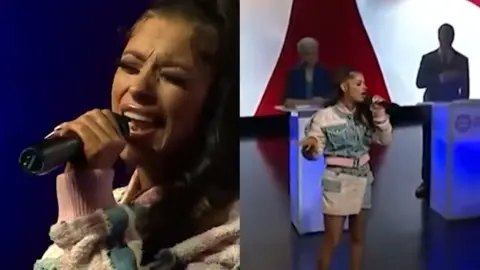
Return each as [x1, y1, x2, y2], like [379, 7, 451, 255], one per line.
[431, 138, 448, 216]
[451, 142, 480, 217]
[300, 149, 325, 232]
[431, 103, 480, 220]
[431, 104, 449, 141]
[431, 104, 448, 217]
[289, 114, 300, 227]
[289, 113, 326, 233]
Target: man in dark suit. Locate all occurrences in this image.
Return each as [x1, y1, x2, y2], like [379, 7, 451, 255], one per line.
[415, 23, 470, 199]
[284, 37, 333, 108]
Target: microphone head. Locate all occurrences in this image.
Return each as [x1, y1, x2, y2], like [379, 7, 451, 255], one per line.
[363, 95, 374, 105]
[363, 95, 390, 107]
[363, 95, 401, 116]
[19, 147, 48, 175]
[114, 114, 131, 137]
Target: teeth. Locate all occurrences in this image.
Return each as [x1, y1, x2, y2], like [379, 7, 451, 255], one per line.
[124, 111, 153, 122]
[128, 122, 141, 131]
[128, 122, 136, 131]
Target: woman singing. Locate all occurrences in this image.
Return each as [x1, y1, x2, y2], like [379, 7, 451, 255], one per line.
[301, 67, 393, 270]
[35, 0, 239, 269]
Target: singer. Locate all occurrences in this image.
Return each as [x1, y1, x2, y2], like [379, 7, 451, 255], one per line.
[300, 67, 392, 270]
[34, 1, 239, 269]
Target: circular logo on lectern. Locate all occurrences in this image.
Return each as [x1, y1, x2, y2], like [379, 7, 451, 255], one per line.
[455, 114, 472, 133]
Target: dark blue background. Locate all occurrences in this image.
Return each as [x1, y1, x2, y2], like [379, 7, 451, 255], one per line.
[0, 0, 146, 268]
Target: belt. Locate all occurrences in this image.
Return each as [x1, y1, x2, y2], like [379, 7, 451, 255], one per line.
[324, 154, 370, 168]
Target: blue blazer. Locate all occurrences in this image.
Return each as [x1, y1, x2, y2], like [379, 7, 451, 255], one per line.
[416, 49, 469, 102]
[285, 63, 333, 100]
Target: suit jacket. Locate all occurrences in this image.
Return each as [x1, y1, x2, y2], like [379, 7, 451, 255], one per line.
[285, 62, 333, 100]
[416, 49, 469, 102]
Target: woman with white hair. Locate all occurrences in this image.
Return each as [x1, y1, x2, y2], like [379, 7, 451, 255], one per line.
[284, 37, 333, 108]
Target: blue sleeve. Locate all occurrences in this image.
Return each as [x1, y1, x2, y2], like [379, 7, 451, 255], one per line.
[461, 58, 470, 99]
[416, 55, 439, 89]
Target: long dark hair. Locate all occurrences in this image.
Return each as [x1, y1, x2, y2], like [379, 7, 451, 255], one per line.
[128, 0, 239, 263]
[324, 66, 375, 130]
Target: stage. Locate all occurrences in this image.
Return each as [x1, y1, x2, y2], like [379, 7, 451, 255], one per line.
[240, 123, 480, 270]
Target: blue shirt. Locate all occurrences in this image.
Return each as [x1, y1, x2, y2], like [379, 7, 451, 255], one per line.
[305, 81, 314, 99]
[285, 63, 333, 100]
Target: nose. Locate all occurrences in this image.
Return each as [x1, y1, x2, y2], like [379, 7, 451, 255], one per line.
[129, 65, 157, 105]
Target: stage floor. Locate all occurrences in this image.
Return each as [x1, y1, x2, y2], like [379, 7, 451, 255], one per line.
[241, 125, 480, 270]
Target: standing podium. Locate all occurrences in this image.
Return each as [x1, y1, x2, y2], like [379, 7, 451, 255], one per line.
[430, 100, 480, 220]
[277, 105, 348, 235]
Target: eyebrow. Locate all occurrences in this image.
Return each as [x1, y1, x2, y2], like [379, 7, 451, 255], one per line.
[122, 50, 193, 71]
[122, 50, 148, 61]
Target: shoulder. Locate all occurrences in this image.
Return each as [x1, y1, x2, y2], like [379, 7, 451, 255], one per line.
[142, 200, 240, 269]
[289, 62, 305, 73]
[189, 200, 240, 267]
[422, 50, 438, 60]
[454, 51, 468, 61]
[314, 63, 330, 73]
[311, 107, 344, 126]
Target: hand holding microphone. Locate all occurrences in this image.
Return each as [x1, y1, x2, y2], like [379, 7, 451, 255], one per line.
[368, 95, 387, 118]
[19, 109, 130, 175]
[52, 109, 127, 171]
[364, 95, 399, 117]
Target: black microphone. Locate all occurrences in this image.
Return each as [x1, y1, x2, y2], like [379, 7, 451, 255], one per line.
[18, 113, 130, 176]
[364, 95, 400, 115]
[364, 95, 389, 107]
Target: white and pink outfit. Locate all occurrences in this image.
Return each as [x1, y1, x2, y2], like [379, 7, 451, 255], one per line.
[34, 169, 240, 270]
[305, 103, 392, 216]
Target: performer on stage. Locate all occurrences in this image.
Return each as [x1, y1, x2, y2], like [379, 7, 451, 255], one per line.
[34, 1, 239, 269]
[300, 67, 392, 270]
[284, 37, 333, 108]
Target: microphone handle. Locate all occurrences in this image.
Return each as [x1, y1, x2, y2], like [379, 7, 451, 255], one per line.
[19, 114, 130, 176]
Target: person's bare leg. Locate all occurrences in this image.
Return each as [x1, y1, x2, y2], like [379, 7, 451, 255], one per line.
[348, 211, 367, 270]
[317, 215, 345, 270]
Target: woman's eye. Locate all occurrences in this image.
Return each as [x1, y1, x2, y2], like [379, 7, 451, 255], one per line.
[160, 73, 188, 88]
[118, 61, 139, 74]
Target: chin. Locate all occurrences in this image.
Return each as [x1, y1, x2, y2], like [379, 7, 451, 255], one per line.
[120, 143, 165, 167]
[120, 145, 146, 166]
[354, 98, 364, 104]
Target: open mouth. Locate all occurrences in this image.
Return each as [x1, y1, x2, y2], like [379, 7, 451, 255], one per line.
[123, 111, 163, 136]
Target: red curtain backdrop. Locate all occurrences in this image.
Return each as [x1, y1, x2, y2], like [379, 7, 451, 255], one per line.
[255, 0, 390, 116]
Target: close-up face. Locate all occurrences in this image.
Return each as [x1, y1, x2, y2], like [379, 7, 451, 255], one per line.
[341, 72, 367, 103]
[300, 47, 318, 66]
[438, 26, 454, 49]
[111, 13, 218, 165]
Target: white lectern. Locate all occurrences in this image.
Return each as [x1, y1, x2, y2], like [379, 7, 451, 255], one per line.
[277, 105, 348, 234]
[430, 100, 480, 220]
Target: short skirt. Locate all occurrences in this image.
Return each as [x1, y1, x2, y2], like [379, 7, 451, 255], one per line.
[321, 164, 373, 216]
